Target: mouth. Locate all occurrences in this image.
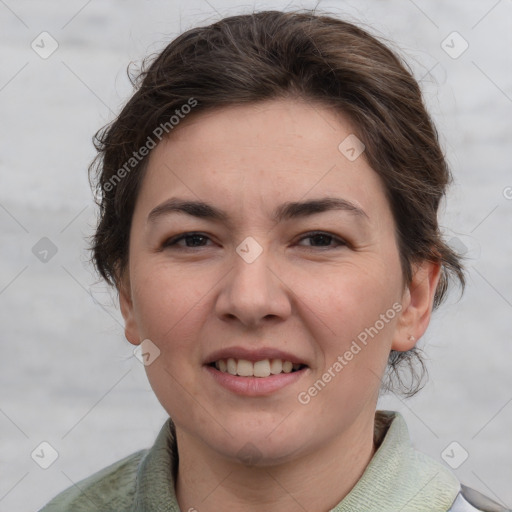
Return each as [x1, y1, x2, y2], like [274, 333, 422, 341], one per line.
[208, 358, 307, 378]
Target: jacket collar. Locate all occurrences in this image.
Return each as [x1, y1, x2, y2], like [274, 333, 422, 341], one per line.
[131, 410, 460, 511]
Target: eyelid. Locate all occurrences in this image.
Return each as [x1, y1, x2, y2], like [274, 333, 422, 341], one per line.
[162, 232, 213, 248]
[296, 231, 347, 248]
[162, 230, 348, 250]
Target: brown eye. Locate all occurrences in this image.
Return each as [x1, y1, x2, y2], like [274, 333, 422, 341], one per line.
[163, 232, 212, 249]
[297, 231, 346, 249]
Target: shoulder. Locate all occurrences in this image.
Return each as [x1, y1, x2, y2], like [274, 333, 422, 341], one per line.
[448, 484, 511, 512]
[372, 411, 509, 512]
[38, 448, 148, 512]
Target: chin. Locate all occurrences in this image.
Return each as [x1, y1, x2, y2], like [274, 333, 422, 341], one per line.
[219, 436, 305, 467]
[199, 416, 309, 467]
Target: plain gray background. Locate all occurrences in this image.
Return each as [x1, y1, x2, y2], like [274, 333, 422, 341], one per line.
[1, 0, 511, 510]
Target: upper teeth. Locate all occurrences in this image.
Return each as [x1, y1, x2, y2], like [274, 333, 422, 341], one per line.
[215, 358, 301, 377]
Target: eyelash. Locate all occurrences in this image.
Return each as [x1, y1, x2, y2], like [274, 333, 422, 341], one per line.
[162, 231, 347, 250]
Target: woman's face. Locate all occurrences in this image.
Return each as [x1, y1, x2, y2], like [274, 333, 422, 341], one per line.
[120, 98, 434, 464]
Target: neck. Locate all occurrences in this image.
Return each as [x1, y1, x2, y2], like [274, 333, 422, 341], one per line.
[175, 411, 377, 512]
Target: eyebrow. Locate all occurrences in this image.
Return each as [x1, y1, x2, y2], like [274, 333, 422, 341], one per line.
[147, 196, 369, 225]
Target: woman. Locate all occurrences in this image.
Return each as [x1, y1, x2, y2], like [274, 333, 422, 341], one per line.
[40, 10, 508, 512]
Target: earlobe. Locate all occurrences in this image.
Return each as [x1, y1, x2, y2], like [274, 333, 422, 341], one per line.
[391, 260, 441, 352]
[118, 276, 141, 346]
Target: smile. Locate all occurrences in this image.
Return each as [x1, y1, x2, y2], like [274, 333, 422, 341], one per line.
[210, 358, 306, 378]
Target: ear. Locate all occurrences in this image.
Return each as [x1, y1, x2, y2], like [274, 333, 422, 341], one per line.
[392, 260, 442, 351]
[118, 272, 141, 346]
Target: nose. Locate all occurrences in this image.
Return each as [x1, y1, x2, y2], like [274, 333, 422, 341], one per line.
[214, 243, 292, 328]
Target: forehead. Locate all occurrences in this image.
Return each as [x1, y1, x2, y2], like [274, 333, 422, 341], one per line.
[136, 98, 391, 225]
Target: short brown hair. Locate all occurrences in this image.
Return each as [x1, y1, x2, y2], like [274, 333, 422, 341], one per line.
[87, 10, 465, 396]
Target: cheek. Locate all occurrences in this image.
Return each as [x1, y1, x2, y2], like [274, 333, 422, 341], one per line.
[132, 267, 209, 418]
[307, 258, 401, 329]
[131, 262, 208, 351]
[301, 259, 402, 382]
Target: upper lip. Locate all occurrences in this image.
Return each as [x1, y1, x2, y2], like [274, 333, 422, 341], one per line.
[204, 347, 308, 366]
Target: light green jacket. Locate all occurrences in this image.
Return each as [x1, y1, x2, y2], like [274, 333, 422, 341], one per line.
[39, 410, 461, 511]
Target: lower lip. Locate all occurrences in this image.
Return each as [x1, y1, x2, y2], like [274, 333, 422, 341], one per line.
[204, 365, 307, 396]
